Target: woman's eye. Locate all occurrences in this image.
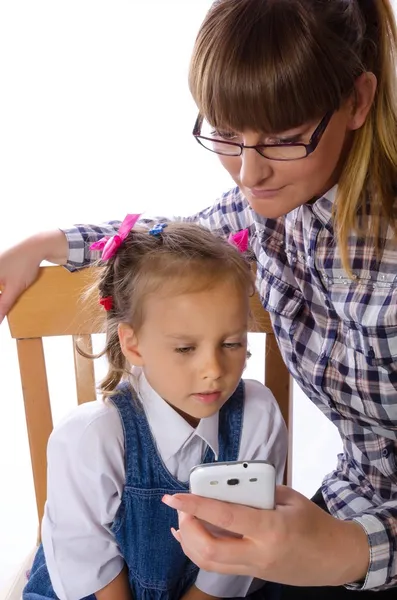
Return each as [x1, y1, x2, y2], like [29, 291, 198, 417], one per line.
[211, 129, 238, 141]
[175, 347, 195, 354]
[269, 135, 301, 145]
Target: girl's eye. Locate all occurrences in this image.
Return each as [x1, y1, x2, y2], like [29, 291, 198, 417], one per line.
[175, 347, 195, 354]
[222, 342, 243, 350]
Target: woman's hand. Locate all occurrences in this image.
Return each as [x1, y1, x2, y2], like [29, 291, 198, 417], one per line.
[162, 486, 370, 587]
[0, 230, 68, 322]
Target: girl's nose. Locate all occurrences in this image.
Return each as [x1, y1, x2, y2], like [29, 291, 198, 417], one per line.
[202, 351, 224, 380]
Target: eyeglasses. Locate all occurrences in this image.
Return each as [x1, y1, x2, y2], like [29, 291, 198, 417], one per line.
[192, 111, 333, 161]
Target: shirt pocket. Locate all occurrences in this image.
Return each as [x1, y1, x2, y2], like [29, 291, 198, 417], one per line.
[258, 267, 304, 319]
[345, 323, 397, 371]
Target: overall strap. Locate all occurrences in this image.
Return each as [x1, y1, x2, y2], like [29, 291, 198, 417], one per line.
[217, 379, 244, 462]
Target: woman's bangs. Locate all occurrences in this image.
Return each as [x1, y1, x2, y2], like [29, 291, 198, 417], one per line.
[189, 0, 346, 134]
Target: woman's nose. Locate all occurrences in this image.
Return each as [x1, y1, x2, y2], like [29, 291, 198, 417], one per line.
[239, 147, 273, 189]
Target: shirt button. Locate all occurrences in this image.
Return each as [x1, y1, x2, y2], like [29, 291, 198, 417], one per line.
[382, 448, 390, 458]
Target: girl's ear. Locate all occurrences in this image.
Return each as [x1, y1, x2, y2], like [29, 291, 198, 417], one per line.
[118, 323, 144, 366]
[347, 71, 377, 131]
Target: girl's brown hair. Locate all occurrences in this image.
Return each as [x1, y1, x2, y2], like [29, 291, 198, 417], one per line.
[82, 223, 254, 397]
[189, 0, 397, 273]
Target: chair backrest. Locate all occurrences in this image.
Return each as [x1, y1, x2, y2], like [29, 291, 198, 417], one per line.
[7, 266, 292, 527]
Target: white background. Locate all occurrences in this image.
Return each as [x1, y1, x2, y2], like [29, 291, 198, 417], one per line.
[2, 0, 387, 587]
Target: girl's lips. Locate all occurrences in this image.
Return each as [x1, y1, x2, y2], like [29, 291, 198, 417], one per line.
[193, 391, 222, 404]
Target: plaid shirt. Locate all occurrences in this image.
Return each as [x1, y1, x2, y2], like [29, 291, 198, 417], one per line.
[64, 185, 397, 591]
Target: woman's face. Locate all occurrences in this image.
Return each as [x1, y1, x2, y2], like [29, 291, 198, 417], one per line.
[217, 106, 353, 218]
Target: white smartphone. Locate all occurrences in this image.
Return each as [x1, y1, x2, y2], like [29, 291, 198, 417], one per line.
[189, 460, 276, 510]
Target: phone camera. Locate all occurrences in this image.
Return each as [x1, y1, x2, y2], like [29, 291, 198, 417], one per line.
[227, 478, 240, 486]
[243, 462, 248, 468]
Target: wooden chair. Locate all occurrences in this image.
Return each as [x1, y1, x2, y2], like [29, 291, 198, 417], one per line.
[3, 265, 292, 598]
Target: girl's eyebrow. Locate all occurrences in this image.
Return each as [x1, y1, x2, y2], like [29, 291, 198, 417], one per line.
[164, 330, 247, 340]
[165, 334, 197, 340]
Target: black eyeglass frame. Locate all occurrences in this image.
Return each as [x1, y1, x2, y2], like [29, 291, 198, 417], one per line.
[192, 111, 333, 161]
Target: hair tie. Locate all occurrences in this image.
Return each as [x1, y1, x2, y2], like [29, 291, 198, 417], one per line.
[228, 229, 249, 253]
[149, 223, 168, 237]
[90, 213, 141, 261]
[99, 296, 113, 311]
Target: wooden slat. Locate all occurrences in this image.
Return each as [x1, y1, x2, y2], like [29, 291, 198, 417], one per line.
[7, 267, 105, 339]
[16, 338, 53, 525]
[265, 334, 293, 485]
[7, 265, 271, 337]
[73, 334, 97, 404]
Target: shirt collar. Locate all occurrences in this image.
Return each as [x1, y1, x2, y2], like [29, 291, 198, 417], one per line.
[310, 184, 337, 230]
[132, 367, 219, 462]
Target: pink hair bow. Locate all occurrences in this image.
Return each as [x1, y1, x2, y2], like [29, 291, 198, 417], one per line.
[90, 213, 141, 261]
[228, 229, 249, 253]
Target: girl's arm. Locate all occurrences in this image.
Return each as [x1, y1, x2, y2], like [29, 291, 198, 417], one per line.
[96, 566, 133, 600]
[41, 401, 127, 600]
[180, 584, 219, 600]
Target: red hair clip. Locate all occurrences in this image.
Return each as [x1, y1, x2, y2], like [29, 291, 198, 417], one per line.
[99, 296, 113, 311]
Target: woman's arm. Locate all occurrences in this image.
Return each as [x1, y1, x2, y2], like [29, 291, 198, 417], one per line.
[0, 186, 254, 318]
[0, 229, 69, 322]
[96, 567, 133, 600]
[61, 186, 253, 271]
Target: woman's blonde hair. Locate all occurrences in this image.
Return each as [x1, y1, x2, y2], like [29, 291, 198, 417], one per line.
[81, 223, 254, 397]
[189, 0, 397, 273]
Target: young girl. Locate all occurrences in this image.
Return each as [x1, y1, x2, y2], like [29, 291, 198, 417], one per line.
[1, 0, 397, 597]
[22, 220, 287, 600]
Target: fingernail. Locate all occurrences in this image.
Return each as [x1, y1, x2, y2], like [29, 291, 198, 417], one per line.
[162, 494, 182, 509]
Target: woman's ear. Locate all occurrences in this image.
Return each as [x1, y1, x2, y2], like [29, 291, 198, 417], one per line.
[347, 71, 377, 131]
[118, 323, 144, 366]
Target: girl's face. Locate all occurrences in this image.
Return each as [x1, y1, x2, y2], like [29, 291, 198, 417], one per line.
[119, 277, 249, 427]
[218, 107, 352, 219]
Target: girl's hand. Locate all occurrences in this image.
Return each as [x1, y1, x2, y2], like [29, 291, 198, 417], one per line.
[0, 230, 68, 322]
[163, 486, 370, 587]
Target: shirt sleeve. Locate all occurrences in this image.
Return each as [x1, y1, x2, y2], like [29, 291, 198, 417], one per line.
[195, 378, 288, 597]
[41, 401, 126, 600]
[323, 474, 397, 591]
[62, 186, 254, 271]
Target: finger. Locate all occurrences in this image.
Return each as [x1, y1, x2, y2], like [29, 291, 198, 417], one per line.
[0, 287, 17, 323]
[177, 512, 254, 575]
[170, 527, 181, 542]
[163, 493, 267, 537]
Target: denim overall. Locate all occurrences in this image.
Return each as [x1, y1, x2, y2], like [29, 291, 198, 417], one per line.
[24, 380, 245, 600]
